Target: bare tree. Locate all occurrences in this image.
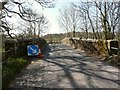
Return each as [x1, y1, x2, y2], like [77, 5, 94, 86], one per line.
[58, 4, 81, 38]
[74, 1, 119, 40]
[0, 11, 14, 38]
[0, 0, 54, 38]
[17, 11, 49, 38]
[95, 1, 120, 40]
[69, 4, 81, 37]
[37, 15, 49, 37]
[74, 3, 89, 39]
[58, 6, 71, 37]
[108, 2, 120, 39]
[0, 0, 54, 20]
[74, 2, 98, 39]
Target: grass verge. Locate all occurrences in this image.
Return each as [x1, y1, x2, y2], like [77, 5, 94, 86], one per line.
[2, 57, 30, 88]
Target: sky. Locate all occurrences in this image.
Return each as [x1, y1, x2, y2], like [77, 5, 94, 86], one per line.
[3, 0, 119, 36]
[36, 0, 80, 35]
[3, 0, 100, 35]
[43, 0, 119, 35]
[4, 0, 80, 35]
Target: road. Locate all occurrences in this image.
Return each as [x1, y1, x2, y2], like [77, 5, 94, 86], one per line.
[10, 44, 119, 89]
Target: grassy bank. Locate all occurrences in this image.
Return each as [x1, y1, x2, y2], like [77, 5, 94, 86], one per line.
[2, 58, 30, 88]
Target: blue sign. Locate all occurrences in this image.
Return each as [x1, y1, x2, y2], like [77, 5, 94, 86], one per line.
[27, 45, 39, 56]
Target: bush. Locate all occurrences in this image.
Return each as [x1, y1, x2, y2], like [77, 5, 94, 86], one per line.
[2, 58, 30, 88]
[97, 40, 108, 56]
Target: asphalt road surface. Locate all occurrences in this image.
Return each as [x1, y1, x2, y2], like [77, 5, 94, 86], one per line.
[10, 44, 120, 89]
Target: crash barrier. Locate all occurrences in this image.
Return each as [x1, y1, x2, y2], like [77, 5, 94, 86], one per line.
[2, 38, 47, 61]
[62, 38, 119, 56]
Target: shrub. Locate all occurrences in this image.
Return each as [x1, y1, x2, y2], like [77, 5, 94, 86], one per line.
[2, 58, 30, 88]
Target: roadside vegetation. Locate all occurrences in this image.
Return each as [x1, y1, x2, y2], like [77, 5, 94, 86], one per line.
[0, 0, 120, 88]
[1, 0, 53, 88]
[2, 37, 47, 88]
[2, 57, 30, 88]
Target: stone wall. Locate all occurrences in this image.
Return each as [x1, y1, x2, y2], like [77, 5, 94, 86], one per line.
[61, 38, 119, 56]
[3, 38, 47, 60]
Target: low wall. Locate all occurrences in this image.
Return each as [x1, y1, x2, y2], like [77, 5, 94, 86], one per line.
[3, 38, 47, 60]
[61, 38, 119, 56]
[61, 38, 71, 45]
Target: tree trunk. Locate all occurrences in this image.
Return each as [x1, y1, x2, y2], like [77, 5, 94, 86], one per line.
[87, 10, 97, 39]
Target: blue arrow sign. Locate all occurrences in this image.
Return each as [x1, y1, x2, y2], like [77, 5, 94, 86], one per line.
[27, 45, 39, 56]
